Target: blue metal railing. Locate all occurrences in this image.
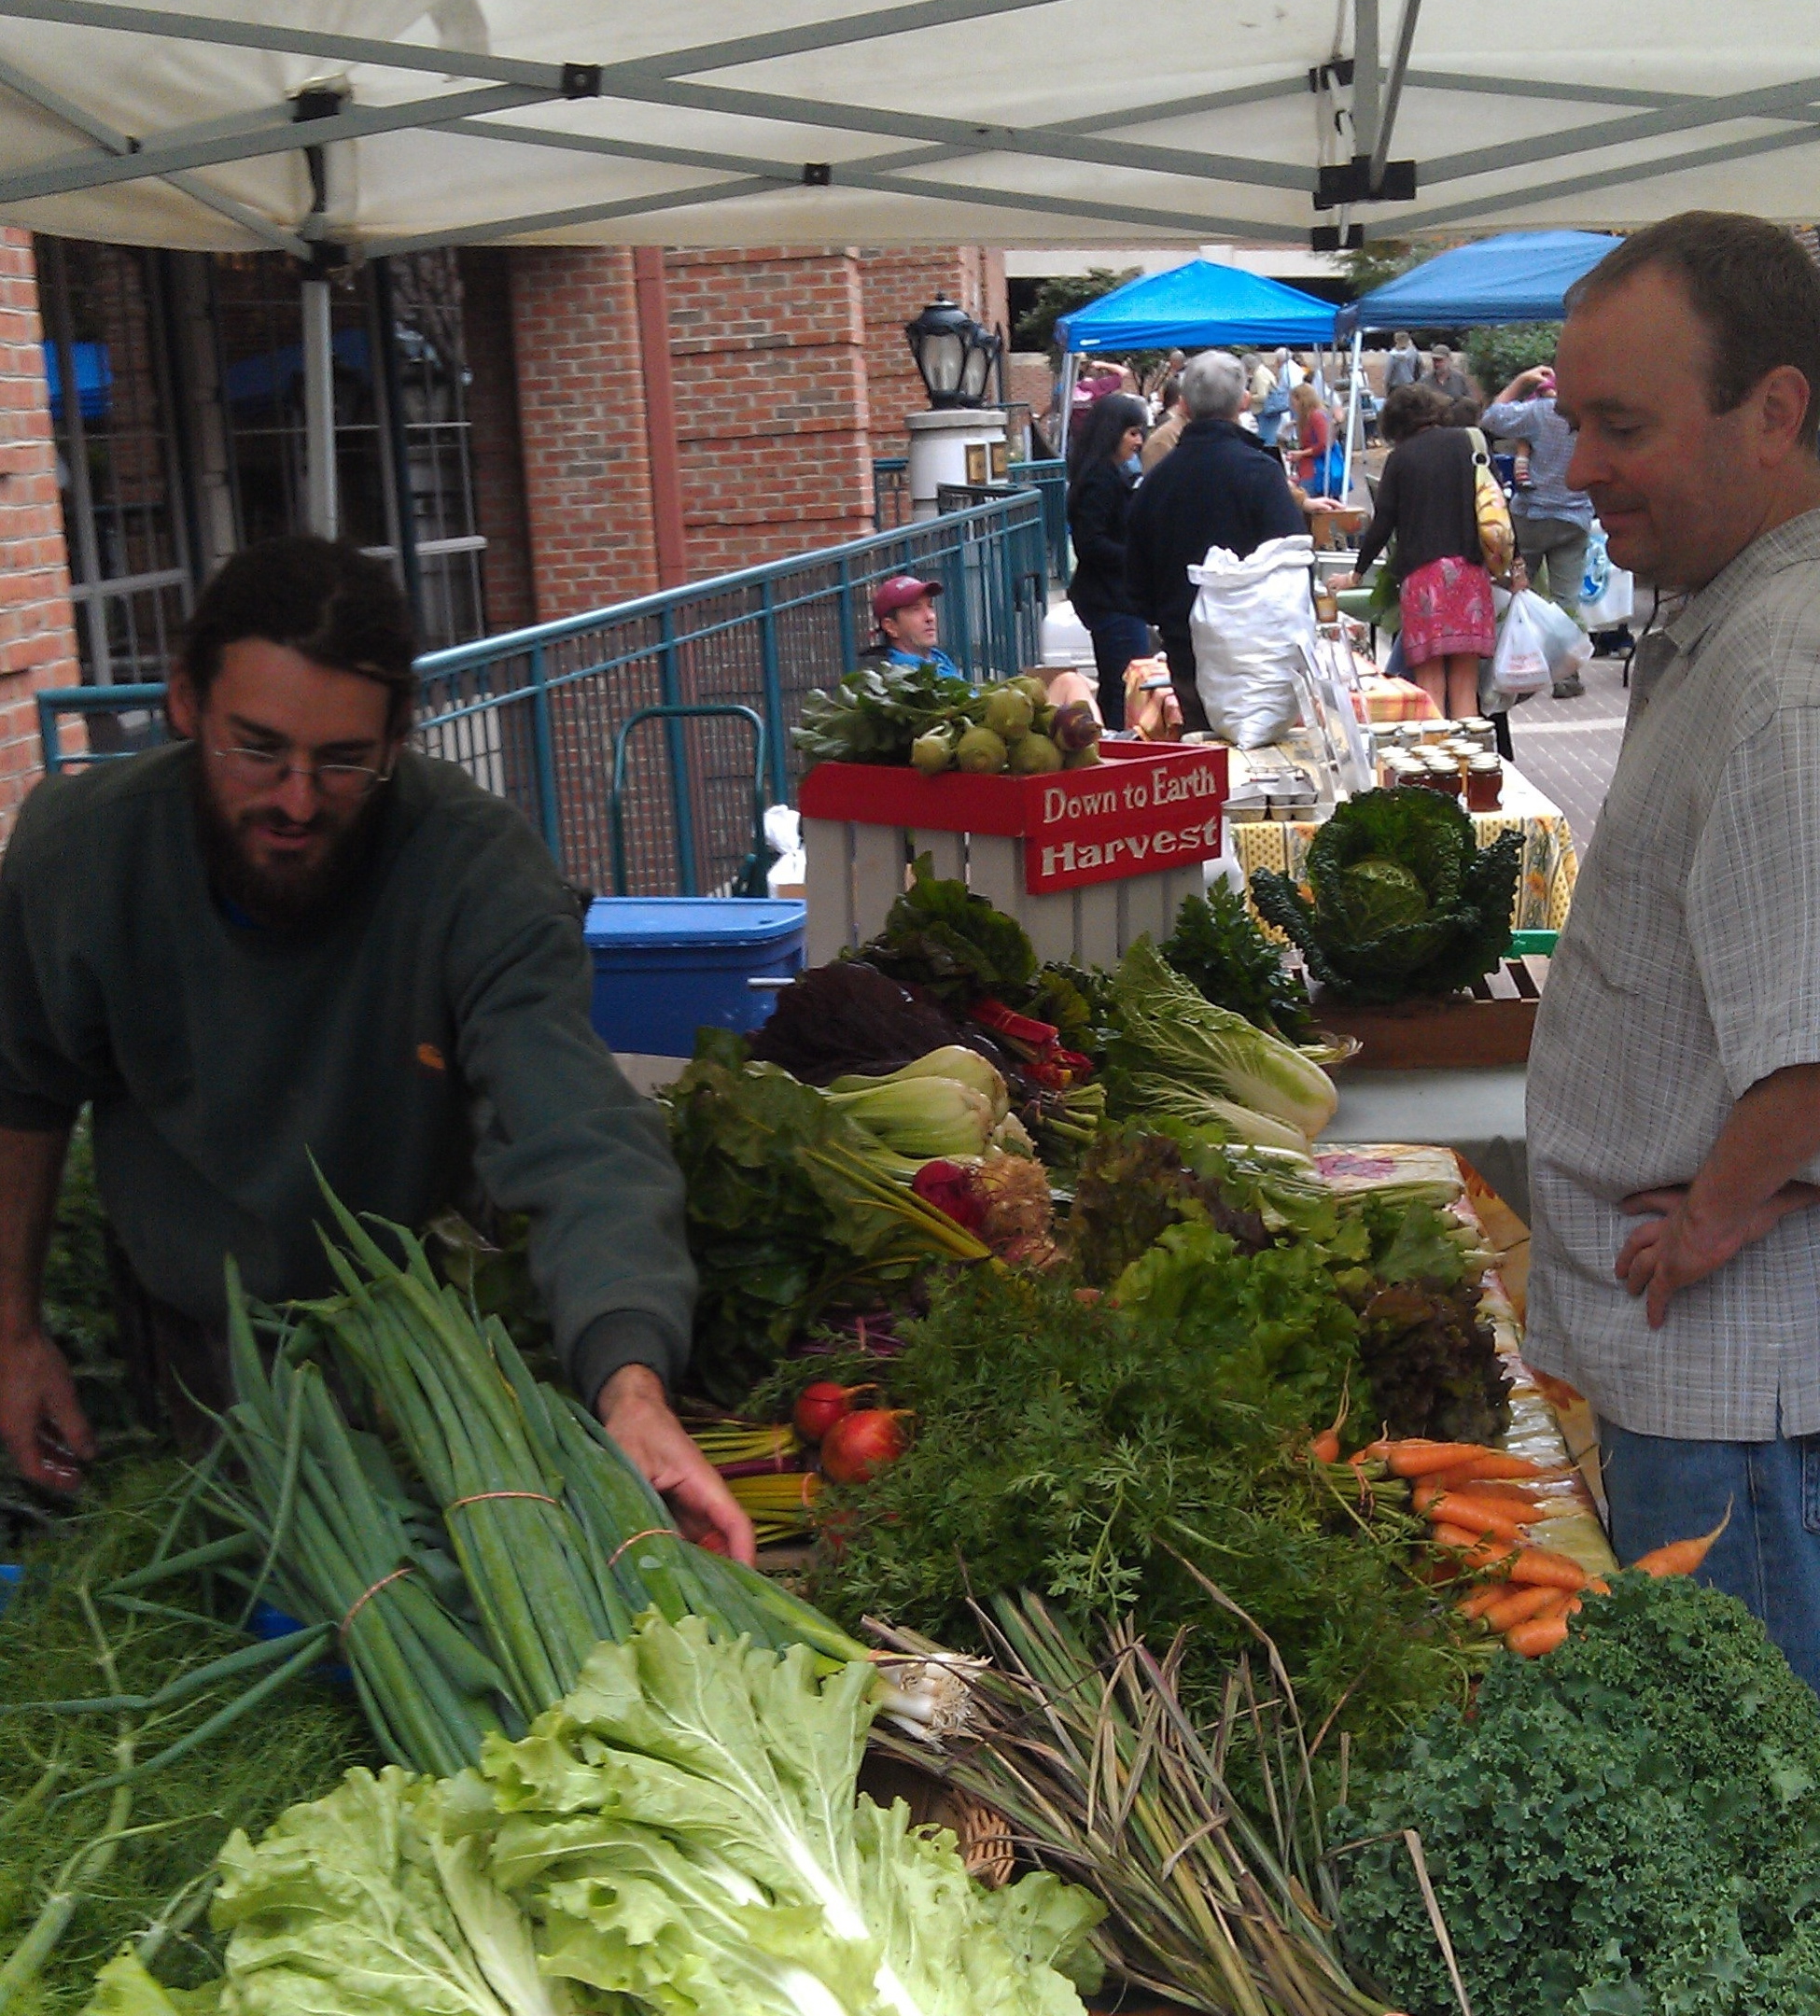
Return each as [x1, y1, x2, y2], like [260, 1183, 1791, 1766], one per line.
[35, 489, 1046, 900]
[1008, 458, 1069, 582]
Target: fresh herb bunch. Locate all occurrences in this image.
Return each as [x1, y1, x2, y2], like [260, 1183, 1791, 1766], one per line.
[861, 856, 1038, 1007]
[1163, 884, 1316, 1043]
[1337, 1574, 1820, 2015]
[810, 1264, 1473, 1753]
[0, 1461, 373, 2014]
[1251, 788, 1524, 1005]
[793, 659, 981, 766]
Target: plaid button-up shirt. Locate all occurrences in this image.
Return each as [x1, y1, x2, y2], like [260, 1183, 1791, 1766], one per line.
[1481, 396, 1594, 529]
[1527, 509, 1820, 1438]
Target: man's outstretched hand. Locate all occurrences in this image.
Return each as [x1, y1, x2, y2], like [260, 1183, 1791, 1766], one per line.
[595, 1363, 757, 1566]
[0, 1327, 94, 1492]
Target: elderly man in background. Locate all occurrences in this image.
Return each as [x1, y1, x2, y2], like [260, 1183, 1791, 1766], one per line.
[1425, 344, 1470, 399]
[1123, 349, 1303, 732]
[1527, 210, 1820, 1690]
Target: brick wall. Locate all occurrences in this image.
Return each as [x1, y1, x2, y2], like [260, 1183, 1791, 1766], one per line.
[665, 246, 872, 577]
[859, 247, 1009, 458]
[0, 229, 77, 847]
[458, 247, 536, 636]
[508, 245, 660, 621]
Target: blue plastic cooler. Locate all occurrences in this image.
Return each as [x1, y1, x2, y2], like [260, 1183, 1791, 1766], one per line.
[583, 897, 806, 1056]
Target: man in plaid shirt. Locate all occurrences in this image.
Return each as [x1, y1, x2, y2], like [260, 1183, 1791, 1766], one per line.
[1529, 212, 1820, 1688]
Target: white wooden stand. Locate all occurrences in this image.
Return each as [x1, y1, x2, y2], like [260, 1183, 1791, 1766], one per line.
[803, 818, 1208, 969]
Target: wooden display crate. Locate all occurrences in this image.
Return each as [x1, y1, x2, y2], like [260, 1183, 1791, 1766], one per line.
[1315, 954, 1550, 1068]
[800, 742, 1227, 969]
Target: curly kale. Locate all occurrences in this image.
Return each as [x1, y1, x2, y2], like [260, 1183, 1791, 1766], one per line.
[1162, 883, 1315, 1043]
[1337, 1574, 1820, 2016]
[1251, 786, 1522, 1005]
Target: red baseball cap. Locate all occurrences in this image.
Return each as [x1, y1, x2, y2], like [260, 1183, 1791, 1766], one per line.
[872, 575, 943, 623]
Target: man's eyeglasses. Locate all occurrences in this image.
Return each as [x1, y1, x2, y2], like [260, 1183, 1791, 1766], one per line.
[211, 745, 393, 802]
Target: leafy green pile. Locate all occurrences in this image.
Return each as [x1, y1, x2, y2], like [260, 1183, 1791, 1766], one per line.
[1162, 883, 1315, 1043]
[1064, 1122, 1267, 1286]
[665, 1030, 984, 1405]
[1337, 1574, 1820, 2015]
[1354, 1277, 1510, 1447]
[809, 1262, 1472, 1752]
[100, 1613, 1104, 2016]
[0, 1462, 372, 2016]
[794, 659, 982, 766]
[861, 856, 1037, 1007]
[1251, 787, 1524, 1005]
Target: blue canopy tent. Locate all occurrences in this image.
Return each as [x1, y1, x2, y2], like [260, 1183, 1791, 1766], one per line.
[1052, 259, 1337, 454]
[1057, 259, 1337, 354]
[1339, 231, 1624, 334]
[1335, 231, 1621, 496]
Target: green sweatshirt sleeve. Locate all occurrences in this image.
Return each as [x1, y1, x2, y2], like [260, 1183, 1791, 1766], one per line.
[0, 778, 99, 1132]
[441, 808, 696, 1408]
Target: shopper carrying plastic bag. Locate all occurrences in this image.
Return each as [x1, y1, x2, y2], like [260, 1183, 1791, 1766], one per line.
[1186, 532, 1318, 747]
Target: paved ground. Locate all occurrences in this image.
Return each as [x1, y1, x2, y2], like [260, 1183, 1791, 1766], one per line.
[1501, 640, 1633, 858]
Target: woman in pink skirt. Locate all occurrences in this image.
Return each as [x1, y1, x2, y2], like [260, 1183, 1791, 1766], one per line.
[1340, 382, 1496, 721]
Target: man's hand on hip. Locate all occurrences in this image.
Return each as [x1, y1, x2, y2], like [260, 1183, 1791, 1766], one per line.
[1617, 1181, 1820, 1327]
[595, 1363, 757, 1566]
[0, 1327, 94, 1491]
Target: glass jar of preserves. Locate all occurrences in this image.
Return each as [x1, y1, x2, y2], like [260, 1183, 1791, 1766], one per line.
[1465, 754, 1504, 811]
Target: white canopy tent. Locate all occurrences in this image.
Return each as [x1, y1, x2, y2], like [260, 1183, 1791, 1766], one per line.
[7, 0, 1820, 526]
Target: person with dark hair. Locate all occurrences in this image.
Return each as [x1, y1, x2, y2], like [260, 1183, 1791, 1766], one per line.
[1065, 392, 1149, 728]
[1444, 394, 1482, 427]
[1526, 211, 1820, 1690]
[1337, 381, 1493, 720]
[0, 537, 752, 1561]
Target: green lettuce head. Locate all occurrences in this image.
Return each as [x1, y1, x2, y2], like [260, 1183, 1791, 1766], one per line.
[1250, 787, 1522, 1006]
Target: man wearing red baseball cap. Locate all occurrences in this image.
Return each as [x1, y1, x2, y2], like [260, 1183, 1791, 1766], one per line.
[869, 575, 962, 678]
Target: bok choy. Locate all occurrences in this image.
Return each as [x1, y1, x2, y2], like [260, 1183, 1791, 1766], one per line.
[1110, 939, 1338, 1144]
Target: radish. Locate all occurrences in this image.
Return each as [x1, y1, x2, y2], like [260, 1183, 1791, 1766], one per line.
[819, 1408, 912, 1484]
[792, 1380, 874, 1444]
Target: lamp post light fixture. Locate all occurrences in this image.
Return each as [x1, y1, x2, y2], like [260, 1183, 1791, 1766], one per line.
[903, 294, 1001, 410]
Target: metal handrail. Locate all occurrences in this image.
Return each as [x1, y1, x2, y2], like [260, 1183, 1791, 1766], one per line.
[33, 487, 1045, 896]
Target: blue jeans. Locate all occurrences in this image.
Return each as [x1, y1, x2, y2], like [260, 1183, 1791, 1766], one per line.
[1085, 612, 1149, 732]
[1598, 1415, 1820, 1693]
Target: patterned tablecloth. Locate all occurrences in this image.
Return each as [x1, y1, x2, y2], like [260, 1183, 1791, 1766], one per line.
[1355, 675, 1441, 722]
[1230, 758, 1578, 932]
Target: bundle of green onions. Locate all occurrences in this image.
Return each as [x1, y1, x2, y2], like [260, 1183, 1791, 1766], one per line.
[871, 1591, 1397, 2016]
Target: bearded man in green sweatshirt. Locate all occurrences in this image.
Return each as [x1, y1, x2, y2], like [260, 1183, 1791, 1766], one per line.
[0, 538, 753, 1561]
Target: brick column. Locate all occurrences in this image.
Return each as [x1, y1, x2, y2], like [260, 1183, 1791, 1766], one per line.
[666, 246, 872, 578]
[507, 245, 660, 619]
[0, 229, 77, 847]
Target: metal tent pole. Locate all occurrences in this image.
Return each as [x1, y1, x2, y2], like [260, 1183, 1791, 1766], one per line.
[301, 275, 337, 538]
[1341, 328, 1364, 498]
[1055, 352, 1079, 458]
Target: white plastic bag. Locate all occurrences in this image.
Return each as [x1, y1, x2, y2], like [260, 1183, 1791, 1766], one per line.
[1186, 534, 1318, 748]
[1491, 592, 1553, 696]
[1518, 587, 1594, 679]
[1581, 525, 1634, 628]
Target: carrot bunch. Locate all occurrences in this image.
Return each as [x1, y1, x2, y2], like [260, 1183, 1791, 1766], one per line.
[1362, 1436, 1732, 1661]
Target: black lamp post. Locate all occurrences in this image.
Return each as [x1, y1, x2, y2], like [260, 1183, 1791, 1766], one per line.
[903, 295, 1001, 410]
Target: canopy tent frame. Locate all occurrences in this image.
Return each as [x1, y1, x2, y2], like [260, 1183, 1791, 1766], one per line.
[7, 2, 1820, 537]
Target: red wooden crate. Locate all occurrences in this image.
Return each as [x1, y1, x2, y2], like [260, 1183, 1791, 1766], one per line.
[797, 741, 1228, 896]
